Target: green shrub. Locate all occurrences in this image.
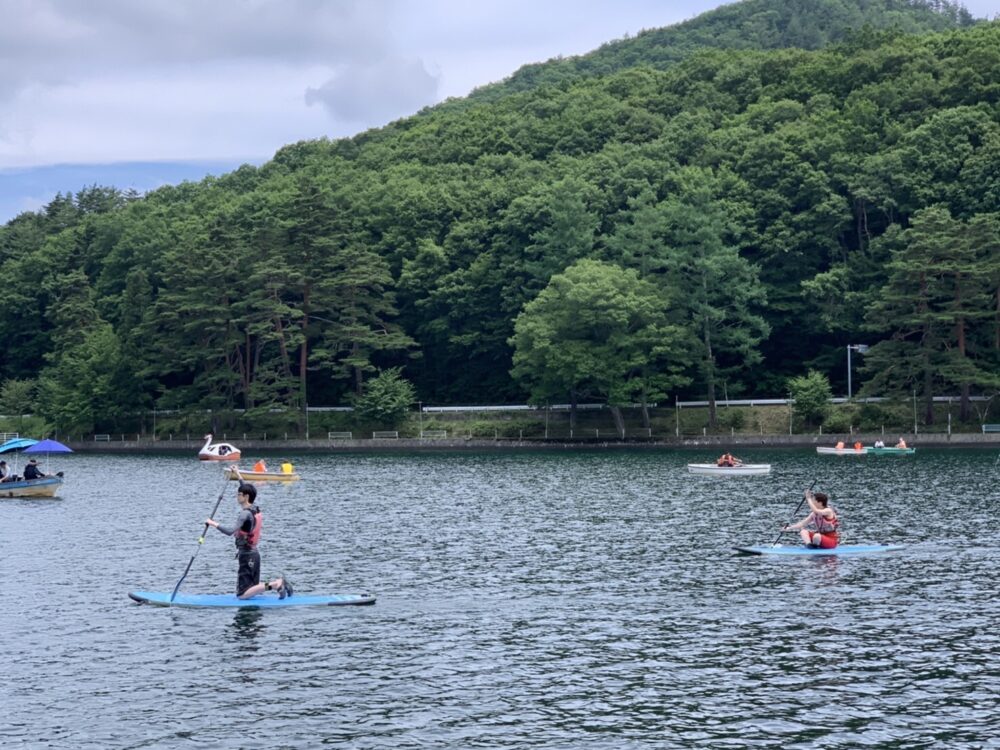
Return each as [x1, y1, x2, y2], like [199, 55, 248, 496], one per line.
[351, 368, 416, 428]
[788, 371, 833, 426]
[719, 409, 746, 430]
[823, 407, 855, 433]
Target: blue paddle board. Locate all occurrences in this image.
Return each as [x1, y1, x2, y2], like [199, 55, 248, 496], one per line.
[735, 544, 904, 556]
[129, 590, 376, 608]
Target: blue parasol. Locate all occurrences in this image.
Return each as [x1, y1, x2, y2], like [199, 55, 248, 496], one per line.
[0, 437, 38, 453]
[24, 439, 73, 454]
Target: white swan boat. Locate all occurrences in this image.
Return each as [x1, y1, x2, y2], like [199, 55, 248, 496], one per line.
[198, 434, 241, 461]
[687, 463, 771, 476]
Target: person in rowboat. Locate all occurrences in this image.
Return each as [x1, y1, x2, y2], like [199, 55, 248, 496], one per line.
[783, 488, 839, 549]
[896, 437, 908, 449]
[716, 452, 742, 467]
[22, 458, 48, 480]
[253, 459, 267, 473]
[206, 482, 292, 599]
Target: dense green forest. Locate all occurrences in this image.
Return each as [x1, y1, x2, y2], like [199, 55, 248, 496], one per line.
[1, 0, 998, 435]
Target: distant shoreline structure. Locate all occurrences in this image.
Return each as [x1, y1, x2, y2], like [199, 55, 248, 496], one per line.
[53, 433, 1000, 454]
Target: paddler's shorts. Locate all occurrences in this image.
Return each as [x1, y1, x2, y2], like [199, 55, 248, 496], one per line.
[236, 549, 261, 596]
[814, 532, 838, 549]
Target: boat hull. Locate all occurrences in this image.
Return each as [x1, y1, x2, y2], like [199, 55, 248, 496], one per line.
[198, 450, 241, 461]
[224, 468, 300, 482]
[869, 447, 916, 455]
[0, 476, 63, 498]
[687, 463, 771, 476]
[816, 447, 868, 455]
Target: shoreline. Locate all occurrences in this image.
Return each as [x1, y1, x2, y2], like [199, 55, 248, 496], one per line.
[52, 432, 1000, 453]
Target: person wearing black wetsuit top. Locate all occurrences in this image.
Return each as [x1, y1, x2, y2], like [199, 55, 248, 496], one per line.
[206, 482, 292, 599]
[23, 459, 46, 480]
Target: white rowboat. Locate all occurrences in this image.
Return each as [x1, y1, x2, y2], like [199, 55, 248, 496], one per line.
[816, 447, 868, 455]
[687, 463, 771, 476]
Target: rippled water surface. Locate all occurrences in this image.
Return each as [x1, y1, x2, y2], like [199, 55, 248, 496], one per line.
[3, 448, 999, 748]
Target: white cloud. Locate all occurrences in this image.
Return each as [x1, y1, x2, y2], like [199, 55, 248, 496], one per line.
[305, 58, 439, 124]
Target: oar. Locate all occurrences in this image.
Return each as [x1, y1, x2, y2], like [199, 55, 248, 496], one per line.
[771, 479, 818, 547]
[169, 470, 234, 602]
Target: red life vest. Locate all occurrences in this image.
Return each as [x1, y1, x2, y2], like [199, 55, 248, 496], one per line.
[234, 508, 263, 550]
[813, 508, 839, 535]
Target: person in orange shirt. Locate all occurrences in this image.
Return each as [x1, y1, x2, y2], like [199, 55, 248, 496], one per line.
[253, 459, 267, 473]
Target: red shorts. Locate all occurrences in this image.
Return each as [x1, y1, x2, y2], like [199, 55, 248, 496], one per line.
[813, 532, 838, 549]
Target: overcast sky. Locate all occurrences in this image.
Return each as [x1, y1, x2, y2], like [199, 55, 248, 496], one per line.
[1, 0, 998, 220]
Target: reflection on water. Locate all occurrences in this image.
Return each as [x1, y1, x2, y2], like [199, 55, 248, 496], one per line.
[231, 609, 266, 642]
[2, 448, 999, 748]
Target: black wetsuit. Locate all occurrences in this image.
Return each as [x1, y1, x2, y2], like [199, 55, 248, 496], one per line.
[216, 507, 261, 596]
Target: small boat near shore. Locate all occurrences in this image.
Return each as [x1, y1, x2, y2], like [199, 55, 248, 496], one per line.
[687, 463, 771, 476]
[224, 467, 300, 482]
[0, 475, 63, 498]
[816, 446, 868, 455]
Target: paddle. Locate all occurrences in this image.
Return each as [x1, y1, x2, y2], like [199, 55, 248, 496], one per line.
[169, 469, 238, 602]
[771, 479, 818, 547]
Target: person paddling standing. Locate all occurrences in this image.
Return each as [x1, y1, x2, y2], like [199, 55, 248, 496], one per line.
[206, 482, 291, 599]
[783, 489, 839, 549]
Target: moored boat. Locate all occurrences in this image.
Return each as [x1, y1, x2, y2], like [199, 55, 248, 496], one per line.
[0, 475, 63, 498]
[224, 467, 301, 482]
[816, 446, 868, 455]
[687, 463, 771, 476]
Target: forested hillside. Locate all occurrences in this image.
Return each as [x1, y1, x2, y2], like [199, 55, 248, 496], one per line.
[462, 0, 976, 105]
[1, 0, 998, 434]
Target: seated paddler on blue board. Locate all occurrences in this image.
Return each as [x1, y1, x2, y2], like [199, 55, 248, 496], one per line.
[205, 482, 293, 599]
[782, 488, 840, 549]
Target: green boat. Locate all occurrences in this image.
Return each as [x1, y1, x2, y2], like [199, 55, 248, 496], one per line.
[869, 446, 916, 455]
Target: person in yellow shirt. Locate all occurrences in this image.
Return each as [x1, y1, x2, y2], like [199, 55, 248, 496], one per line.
[280, 460, 294, 475]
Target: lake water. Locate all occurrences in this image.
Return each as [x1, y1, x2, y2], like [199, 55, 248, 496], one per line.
[2, 448, 999, 748]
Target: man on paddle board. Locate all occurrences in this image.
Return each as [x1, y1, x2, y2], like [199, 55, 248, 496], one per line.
[783, 488, 839, 549]
[206, 482, 292, 599]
